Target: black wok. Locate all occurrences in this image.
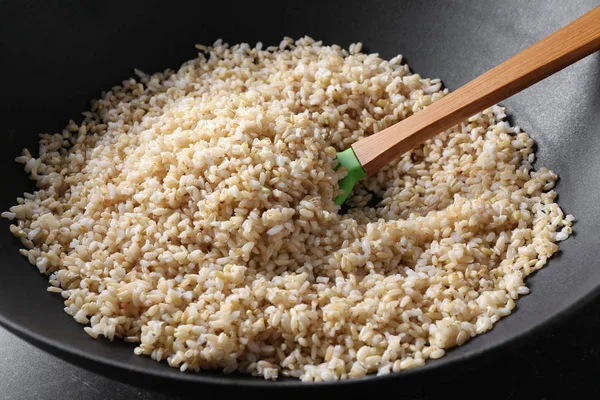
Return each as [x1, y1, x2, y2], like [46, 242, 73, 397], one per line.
[0, 0, 599, 392]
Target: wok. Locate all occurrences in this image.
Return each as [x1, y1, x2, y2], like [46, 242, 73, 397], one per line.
[0, 0, 599, 392]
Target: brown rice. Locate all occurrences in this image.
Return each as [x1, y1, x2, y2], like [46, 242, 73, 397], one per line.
[2, 37, 573, 381]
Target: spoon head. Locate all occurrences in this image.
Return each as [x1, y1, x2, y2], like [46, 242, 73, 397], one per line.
[334, 148, 367, 205]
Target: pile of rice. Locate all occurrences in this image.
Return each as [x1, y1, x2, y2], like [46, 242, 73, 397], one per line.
[2, 37, 573, 381]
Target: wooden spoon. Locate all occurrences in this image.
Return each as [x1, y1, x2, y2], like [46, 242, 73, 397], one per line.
[335, 5, 600, 205]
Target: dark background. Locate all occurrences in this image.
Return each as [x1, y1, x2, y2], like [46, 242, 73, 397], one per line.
[1, 0, 599, 398]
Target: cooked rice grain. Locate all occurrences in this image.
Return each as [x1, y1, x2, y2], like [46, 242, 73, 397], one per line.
[4, 37, 573, 381]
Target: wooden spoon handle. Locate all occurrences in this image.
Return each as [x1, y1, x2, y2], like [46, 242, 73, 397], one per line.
[352, 6, 600, 176]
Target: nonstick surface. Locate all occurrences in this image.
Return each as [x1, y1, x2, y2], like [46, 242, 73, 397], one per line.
[0, 0, 599, 390]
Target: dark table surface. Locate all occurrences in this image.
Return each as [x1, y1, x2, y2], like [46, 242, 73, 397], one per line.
[1, 294, 599, 400]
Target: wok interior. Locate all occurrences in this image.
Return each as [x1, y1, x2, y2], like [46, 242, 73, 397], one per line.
[0, 0, 599, 386]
